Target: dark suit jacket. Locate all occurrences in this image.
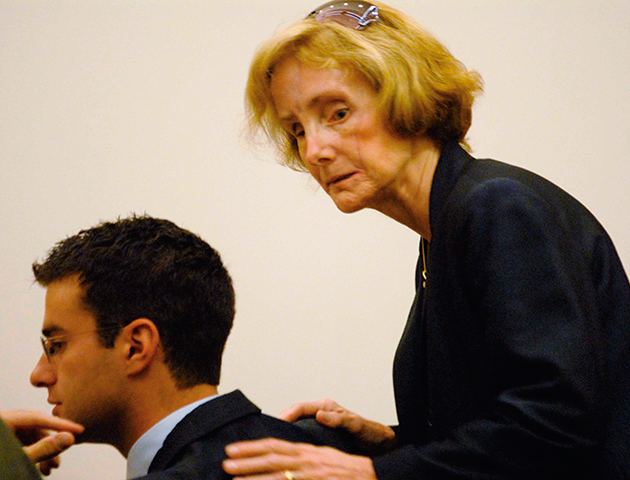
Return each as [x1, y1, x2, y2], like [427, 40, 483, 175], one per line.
[0, 418, 41, 480]
[134, 390, 320, 479]
[373, 142, 630, 479]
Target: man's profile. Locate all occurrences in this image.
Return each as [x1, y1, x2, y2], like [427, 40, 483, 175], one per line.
[28, 215, 318, 479]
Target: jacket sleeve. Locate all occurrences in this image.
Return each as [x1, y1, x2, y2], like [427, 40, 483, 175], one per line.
[373, 177, 606, 479]
[0, 419, 42, 480]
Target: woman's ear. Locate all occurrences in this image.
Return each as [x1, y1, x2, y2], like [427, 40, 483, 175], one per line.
[119, 318, 161, 376]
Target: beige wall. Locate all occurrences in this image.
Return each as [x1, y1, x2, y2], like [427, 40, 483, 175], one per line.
[1, 1, 628, 478]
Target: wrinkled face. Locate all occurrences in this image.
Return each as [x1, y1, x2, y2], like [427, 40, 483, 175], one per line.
[270, 57, 417, 213]
[30, 275, 125, 444]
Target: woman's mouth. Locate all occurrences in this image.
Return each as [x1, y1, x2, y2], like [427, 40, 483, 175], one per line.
[328, 172, 355, 187]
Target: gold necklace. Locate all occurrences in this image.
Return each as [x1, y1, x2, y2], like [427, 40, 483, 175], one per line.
[421, 237, 429, 289]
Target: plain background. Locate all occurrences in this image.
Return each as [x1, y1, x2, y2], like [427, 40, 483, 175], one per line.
[1, 1, 628, 478]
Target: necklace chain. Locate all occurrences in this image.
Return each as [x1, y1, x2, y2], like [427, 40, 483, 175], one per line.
[421, 237, 429, 289]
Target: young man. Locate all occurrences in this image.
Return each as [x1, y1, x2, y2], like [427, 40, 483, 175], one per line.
[28, 215, 319, 479]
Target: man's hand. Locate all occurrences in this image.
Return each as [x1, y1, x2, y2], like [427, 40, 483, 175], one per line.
[1, 410, 84, 475]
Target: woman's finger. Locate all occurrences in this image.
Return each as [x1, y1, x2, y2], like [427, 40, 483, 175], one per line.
[317, 410, 396, 448]
[225, 442, 378, 480]
[225, 437, 301, 458]
[315, 407, 370, 437]
[232, 474, 292, 480]
[280, 403, 318, 422]
[223, 452, 299, 476]
[224, 438, 319, 477]
[280, 399, 340, 422]
[315, 409, 350, 429]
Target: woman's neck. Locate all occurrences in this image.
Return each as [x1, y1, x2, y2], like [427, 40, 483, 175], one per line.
[371, 137, 440, 240]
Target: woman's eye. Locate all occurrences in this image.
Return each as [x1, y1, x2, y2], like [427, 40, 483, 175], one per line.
[291, 123, 304, 138]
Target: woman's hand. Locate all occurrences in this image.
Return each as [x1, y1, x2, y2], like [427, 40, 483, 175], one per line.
[223, 437, 377, 480]
[1, 409, 84, 475]
[281, 399, 395, 451]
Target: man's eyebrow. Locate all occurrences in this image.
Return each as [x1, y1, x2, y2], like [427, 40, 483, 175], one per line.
[42, 326, 64, 337]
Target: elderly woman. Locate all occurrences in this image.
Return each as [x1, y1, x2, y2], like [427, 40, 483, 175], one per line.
[223, 1, 630, 479]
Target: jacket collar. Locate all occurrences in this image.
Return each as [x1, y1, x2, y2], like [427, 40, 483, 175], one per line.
[148, 389, 260, 472]
[429, 141, 474, 238]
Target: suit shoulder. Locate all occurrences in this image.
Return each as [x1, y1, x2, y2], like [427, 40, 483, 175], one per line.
[453, 158, 599, 228]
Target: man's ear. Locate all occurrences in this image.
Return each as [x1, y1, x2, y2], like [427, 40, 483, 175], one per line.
[119, 318, 161, 376]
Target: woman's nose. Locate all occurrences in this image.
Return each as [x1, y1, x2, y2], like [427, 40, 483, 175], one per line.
[30, 354, 56, 388]
[302, 127, 336, 166]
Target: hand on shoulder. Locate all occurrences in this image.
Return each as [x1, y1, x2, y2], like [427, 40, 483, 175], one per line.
[281, 398, 396, 450]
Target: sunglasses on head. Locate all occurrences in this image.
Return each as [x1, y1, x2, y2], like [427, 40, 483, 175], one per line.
[307, 1, 380, 30]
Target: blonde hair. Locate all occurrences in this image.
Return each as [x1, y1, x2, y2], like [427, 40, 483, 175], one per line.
[246, 1, 483, 171]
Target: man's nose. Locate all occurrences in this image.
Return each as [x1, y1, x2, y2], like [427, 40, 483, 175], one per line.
[30, 354, 56, 388]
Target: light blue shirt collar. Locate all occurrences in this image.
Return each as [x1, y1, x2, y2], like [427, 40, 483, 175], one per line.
[126, 394, 219, 479]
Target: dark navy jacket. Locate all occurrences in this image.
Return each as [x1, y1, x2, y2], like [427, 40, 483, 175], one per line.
[373, 142, 630, 479]
[135, 390, 316, 479]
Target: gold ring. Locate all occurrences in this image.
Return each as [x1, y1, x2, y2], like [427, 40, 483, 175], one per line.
[283, 471, 296, 480]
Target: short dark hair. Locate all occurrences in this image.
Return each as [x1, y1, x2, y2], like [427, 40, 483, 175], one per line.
[32, 215, 235, 387]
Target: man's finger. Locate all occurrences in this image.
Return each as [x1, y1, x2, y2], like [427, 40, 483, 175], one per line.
[23, 432, 75, 463]
[38, 457, 60, 476]
[1, 410, 84, 434]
